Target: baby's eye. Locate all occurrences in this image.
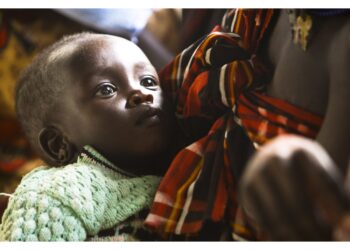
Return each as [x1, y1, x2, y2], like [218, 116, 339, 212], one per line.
[140, 77, 158, 90]
[95, 83, 117, 98]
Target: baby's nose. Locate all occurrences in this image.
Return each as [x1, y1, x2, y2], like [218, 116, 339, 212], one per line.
[127, 90, 154, 108]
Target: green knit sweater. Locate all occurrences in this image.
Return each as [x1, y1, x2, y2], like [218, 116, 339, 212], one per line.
[0, 146, 161, 241]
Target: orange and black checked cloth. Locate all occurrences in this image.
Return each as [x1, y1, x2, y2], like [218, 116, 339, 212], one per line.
[145, 9, 323, 240]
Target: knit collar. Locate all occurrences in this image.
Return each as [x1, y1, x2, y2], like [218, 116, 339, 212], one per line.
[77, 145, 136, 178]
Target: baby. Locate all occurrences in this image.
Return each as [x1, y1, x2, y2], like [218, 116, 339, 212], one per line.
[2, 9, 349, 242]
[0, 32, 186, 241]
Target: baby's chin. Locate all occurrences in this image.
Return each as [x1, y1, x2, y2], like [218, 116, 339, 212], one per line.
[137, 132, 172, 156]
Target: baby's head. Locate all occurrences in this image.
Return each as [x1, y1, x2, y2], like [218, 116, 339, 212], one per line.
[16, 32, 177, 175]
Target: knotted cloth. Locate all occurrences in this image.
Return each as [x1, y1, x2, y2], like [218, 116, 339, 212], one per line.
[145, 9, 323, 240]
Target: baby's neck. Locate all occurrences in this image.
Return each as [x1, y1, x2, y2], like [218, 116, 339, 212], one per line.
[115, 126, 189, 176]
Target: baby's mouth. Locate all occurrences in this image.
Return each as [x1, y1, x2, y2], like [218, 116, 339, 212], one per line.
[135, 106, 162, 126]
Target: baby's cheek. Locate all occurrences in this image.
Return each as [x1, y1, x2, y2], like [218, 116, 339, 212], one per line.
[115, 98, 126, 110]
[153, 90, 164, 107]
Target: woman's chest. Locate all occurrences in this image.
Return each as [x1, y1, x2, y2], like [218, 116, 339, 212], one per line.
[263, 10, 349, 116]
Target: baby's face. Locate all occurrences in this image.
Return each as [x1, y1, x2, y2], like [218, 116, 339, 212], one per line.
[57, 35, 176, 174]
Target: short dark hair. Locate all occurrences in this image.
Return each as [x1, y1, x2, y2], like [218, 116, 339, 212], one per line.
[15, 32, 95, 155]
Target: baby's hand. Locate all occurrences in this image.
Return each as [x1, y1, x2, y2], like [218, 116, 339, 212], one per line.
[239, 135, 350, 240]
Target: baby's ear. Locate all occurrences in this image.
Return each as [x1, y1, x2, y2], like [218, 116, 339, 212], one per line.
[38, 126, 77, 166]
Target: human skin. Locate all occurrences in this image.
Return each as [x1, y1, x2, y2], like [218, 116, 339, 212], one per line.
[239, 10, 350, 240]
[265, 10, 350, 172]
[40, 35, 185, 176]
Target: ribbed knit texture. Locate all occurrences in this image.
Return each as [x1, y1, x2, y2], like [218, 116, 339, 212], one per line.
[0, 146, 160, 241]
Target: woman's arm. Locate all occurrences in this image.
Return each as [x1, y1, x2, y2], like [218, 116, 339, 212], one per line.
[317, 22, 350, 175]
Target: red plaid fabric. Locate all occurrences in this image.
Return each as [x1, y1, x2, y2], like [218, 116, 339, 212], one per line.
[145, 9, 323, 240]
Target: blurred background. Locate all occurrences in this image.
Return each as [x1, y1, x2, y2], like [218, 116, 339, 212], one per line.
[0, 8, 227, 218]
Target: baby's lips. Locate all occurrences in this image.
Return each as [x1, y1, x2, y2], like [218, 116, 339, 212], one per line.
[135, 106, 161, 126]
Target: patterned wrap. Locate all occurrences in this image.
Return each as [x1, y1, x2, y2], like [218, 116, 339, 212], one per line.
[144, 9, 323, 240]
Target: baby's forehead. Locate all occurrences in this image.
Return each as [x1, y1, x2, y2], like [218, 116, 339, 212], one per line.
[49, 35, 133, 64]
[71, 36, 150, 69]
[49, 35, 154, 83]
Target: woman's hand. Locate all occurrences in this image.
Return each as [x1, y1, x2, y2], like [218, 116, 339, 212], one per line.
[239, 135, 350, 240]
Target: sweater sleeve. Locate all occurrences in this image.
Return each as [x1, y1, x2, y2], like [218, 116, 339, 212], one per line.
[0, 191, 87, 241]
